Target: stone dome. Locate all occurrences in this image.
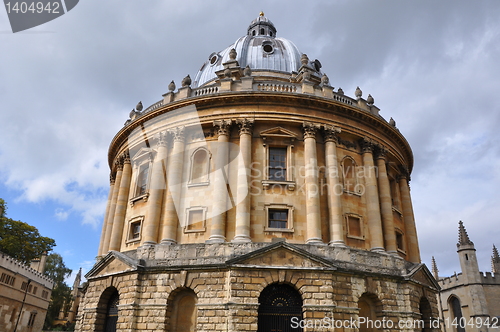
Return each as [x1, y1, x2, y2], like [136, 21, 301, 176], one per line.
[193, 13, 322, 88]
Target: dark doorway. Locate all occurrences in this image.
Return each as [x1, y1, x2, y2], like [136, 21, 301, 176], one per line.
[104, 291, 119, 332]
[258, 283, 303, 332]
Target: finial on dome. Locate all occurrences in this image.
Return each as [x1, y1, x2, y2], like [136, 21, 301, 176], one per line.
[301, 54, 309, 66]
[243, 65, 252, 77]
[229, 48, 237, 60]
[136, 101, 143, 112]
[367, 94, 374, 105]
[321, 74, 330, 86]
[260, 11, 264, 17]
[168, 80, 176, 92]
[355, 86, 362, 98]
[182, 75, 192, 87]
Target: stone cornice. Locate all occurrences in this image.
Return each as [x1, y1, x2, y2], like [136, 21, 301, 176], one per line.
[108, 92, 413, 173]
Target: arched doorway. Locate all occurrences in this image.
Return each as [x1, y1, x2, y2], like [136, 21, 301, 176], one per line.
[419, 297, 433, 332]
[104, 291, 119, 332]
[169, 288, 198, 332]
[258, 283, 303, 332]
[358, 293, 381, 332]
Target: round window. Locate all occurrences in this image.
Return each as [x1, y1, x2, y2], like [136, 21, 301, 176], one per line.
[263, 44, 273, 53]
[208, 52, 219, 66]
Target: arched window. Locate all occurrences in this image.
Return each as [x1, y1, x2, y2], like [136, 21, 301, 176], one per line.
[342, 157, 358, 193]
[258, 283, 303, 332]
[252, 30, 256, 36]
[189, 148, 210, 185]
[358, 293, 381, 332]
[168, 288, 198, 332]
[449, 296, 465, 332]
[260, 28, 265, 35]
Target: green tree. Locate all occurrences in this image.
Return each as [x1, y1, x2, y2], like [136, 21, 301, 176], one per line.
[43, 253, 73, 330]
[0, 199, 56, 264]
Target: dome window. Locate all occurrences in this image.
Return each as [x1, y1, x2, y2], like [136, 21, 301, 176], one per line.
[208, 52, 219, 66]
[260, 28, 265, 35]
[252, 30, 256, 36]
[262, 41, 274, 54]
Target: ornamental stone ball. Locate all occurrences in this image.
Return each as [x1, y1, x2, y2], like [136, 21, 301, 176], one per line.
[182, 75, 192, 87]
[367, 94, 374, 105]
[243, 65, 252, 77]
[355, 86, 362, 98]
[229, 48, 237, 60]
[168, 80, 176, 92]
[136, 101, 143, 112]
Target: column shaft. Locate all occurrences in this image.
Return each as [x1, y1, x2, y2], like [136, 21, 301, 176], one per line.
[109, 156, 132, 251]
[399, 174, 421, 263]
[303, 123, 322, 244]
[161, 128, 185, 244]
[142, 132, 168, 246]
[233, 120, 253, 242]
[208, 120, 231, 243]
[324, 128, 344, 246]
[97, 177, 115, 256]
[102, 164, 123, 254]
[376, 155, 397, 253]
[361, 139, 385, 251]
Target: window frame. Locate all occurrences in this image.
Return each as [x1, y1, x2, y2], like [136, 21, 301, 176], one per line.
[184, 206, 207, 233]
[341, 156, 361, 195]
[126, 216, 144, 243]
[188, 147, 211, 187]
[395, 228, 406, 254]
[264, 204, 294, 233]
[345, 213, 364, 240]
[130, 148, 155, 205]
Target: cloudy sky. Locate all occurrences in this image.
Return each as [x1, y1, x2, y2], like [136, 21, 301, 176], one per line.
[1, 0, 499, 283]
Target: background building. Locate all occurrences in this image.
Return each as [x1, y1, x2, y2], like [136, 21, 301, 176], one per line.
[0, 252, 54, 332]
[433, 221, 500, 332]
[76, 14, 439, 332]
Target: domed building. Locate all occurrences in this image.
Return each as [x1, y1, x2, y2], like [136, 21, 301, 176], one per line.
[76, 13, 439, 332]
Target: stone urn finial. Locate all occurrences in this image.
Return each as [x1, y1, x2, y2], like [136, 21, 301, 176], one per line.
[367, 94, 374, 105]
[243, 65, 252, 77]
[168, 80, 176, 92]
[301, 54, 309, 66]
[182, 75, 191, 87]
[321, 74, 329, 86]
[337, 87, 344, 95]
[355, 86, 362, 98]
[136, 101, 143, 112]
[229, 48, 237, 60]
[389, 117, 396, 126]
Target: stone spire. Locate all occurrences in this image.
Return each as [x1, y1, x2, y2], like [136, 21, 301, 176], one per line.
[431, 256, 439, 280]
[457, 220, 474, 248]
[492, 245, 500, 274]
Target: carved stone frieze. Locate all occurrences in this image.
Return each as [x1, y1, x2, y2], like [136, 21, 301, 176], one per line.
[323, 125, 341, 143]
[168, 126, 185, 142]
[302, 122, 321, 140]
[237, 118, 254, 136]
[213, 119, 232, 137]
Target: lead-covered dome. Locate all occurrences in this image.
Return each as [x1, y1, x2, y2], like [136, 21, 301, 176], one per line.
[193, 13, 318, 88]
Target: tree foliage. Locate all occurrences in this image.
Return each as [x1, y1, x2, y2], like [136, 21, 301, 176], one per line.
[44, 253, 73, 330]
[0, 198, 56, 264]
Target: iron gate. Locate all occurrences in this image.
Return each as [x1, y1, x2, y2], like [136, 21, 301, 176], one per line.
[105, 292, 119, 332]
[258, 284, 303, 332]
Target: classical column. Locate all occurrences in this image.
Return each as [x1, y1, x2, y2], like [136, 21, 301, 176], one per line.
[324, 125, 345, 247]
[208, 119, 232, 243]
[101, 160, 123, 254]
[109, 152, 132, 251]
[141, 131, 168, 246]
[97, 174, 115, 256]
[398, 166, 421, 263]
[360, 138, 384, 252]
[376, 146, 397, 254]
[161, 127, 185, 244]
[303, 122, 323, 244]
[233, 119, 253, 243]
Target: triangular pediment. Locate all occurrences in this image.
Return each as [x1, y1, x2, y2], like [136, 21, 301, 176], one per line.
[405, 263, 440, 290]
[85, 251, 141, 279]
[132, 147, 154, 161]
[260, 127, 298, 138]
[227, 242, 337, 270]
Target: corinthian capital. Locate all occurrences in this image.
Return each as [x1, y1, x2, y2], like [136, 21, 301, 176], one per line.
[237, 118, 254, 136]
[323, 125, 341, 143]
[213, 119, 232, 137]
[375, 144, 388, 160]
[359, 137, 375, 153]
[302, 122, 321, 139]
[154, 131, 169, 148]
[168, 126, 185, 142]
[122, 151, 131, 164]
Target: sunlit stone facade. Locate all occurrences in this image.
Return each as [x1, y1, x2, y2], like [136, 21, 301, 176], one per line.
[76, 14, 439, 332]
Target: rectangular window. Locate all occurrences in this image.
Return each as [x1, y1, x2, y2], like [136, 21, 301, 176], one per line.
[268, 209, 288, 229]
[21, 281, 28, 291]
[185, 207, 207, 233]
[396, 231, 404, 251]
[32, 286, 38, 295]
[129, 221, 141, 241]
[135, 163, 149, 196]
[268, 147, 287, 181]
[28, 312, 37, 327]
[346, 215, 364, 239]
[41, 290, 49, 299]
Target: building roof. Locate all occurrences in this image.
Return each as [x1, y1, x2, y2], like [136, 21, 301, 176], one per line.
[193, 13, 321, 88]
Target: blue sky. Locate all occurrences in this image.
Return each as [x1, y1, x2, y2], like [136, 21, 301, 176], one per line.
[1, 0, 500, 284]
